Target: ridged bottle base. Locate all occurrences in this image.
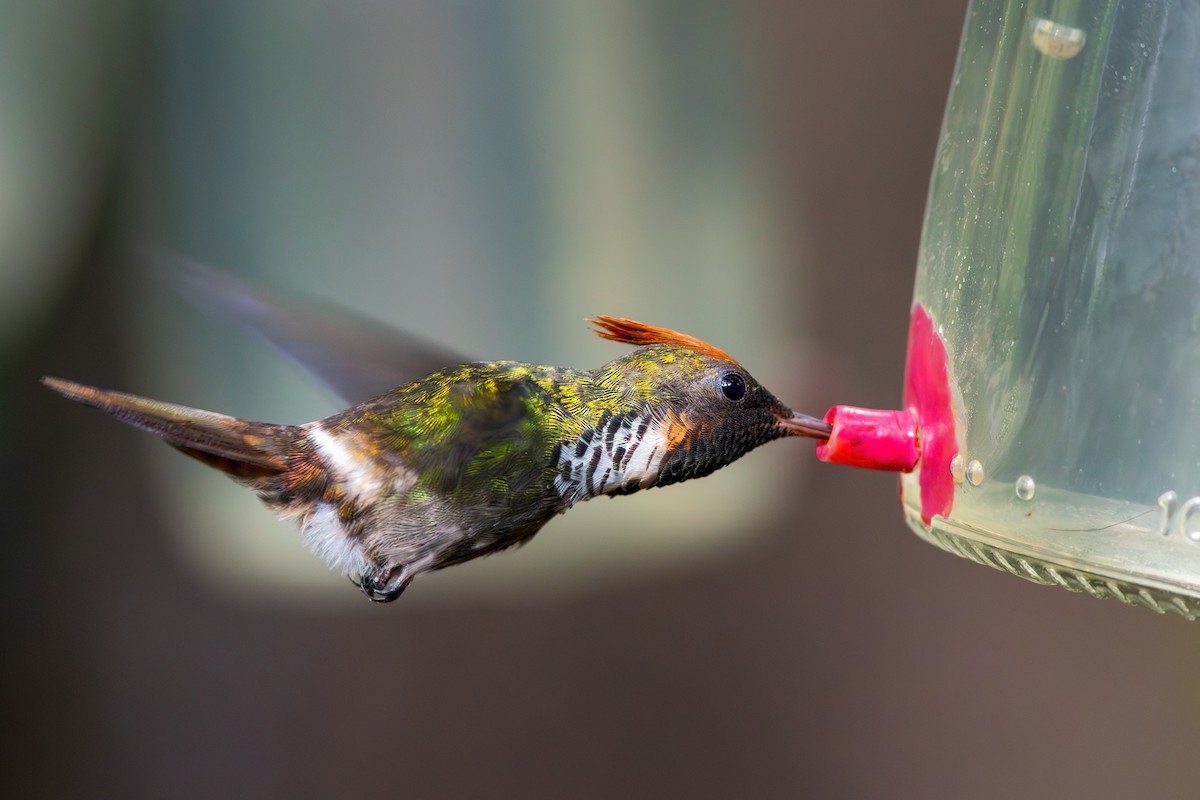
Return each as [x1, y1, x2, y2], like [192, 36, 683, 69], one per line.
[903, 505, 1200, 620]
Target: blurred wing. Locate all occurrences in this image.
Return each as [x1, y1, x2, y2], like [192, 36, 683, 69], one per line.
[151, 252, 468, 404]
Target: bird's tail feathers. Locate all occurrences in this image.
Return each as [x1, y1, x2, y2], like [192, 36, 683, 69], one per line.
[42, 377, 303, 486]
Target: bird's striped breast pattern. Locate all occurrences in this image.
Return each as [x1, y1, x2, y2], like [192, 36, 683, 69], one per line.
[552, 409, 676, 505]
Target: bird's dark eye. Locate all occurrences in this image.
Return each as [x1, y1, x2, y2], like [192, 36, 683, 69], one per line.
[720, 372, 746, 402]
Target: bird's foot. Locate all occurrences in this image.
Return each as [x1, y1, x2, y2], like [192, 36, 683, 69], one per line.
[355, 570, 410, 603]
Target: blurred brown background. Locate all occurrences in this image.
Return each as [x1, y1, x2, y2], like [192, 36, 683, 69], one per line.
[3, 2, 1198, 798]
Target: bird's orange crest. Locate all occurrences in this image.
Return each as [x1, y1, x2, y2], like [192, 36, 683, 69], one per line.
[589, 316, 739, 365]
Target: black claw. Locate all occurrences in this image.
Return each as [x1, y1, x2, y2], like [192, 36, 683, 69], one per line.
[371, 584, 407, 603]
[356, 572, 408, 603]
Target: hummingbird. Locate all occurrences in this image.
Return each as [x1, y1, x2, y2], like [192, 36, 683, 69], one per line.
[43, 316, 830, 602]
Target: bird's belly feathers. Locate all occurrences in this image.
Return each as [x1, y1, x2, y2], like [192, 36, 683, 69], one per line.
[289, 423, 557, 580]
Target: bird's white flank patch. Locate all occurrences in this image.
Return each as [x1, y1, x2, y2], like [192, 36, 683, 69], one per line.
[307, 425, 387, 499]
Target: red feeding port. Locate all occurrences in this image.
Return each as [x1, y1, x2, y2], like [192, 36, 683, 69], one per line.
[816, 406, 919, 472]
[815, 303, 958, 524]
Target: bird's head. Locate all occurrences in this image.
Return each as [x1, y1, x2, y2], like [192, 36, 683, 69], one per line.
[585, 316, 829, 490]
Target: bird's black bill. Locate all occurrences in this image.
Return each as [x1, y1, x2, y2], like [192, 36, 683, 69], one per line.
[776, 412, 832, 440]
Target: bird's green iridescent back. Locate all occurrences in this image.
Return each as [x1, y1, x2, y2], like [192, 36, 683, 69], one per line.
[320, 362, 579, 529]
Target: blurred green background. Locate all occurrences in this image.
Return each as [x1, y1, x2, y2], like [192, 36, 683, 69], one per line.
[3, 1, 1197, 798]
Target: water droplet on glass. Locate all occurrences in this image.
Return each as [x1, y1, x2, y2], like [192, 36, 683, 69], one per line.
[1015, 475, 1036, 501]
[950, 454, 966, 483]
[1031, 18, 1086, 60]
[966, 459, 985, 486]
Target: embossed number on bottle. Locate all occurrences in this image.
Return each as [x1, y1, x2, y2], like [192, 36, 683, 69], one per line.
[1155, 491, 1200, 542]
